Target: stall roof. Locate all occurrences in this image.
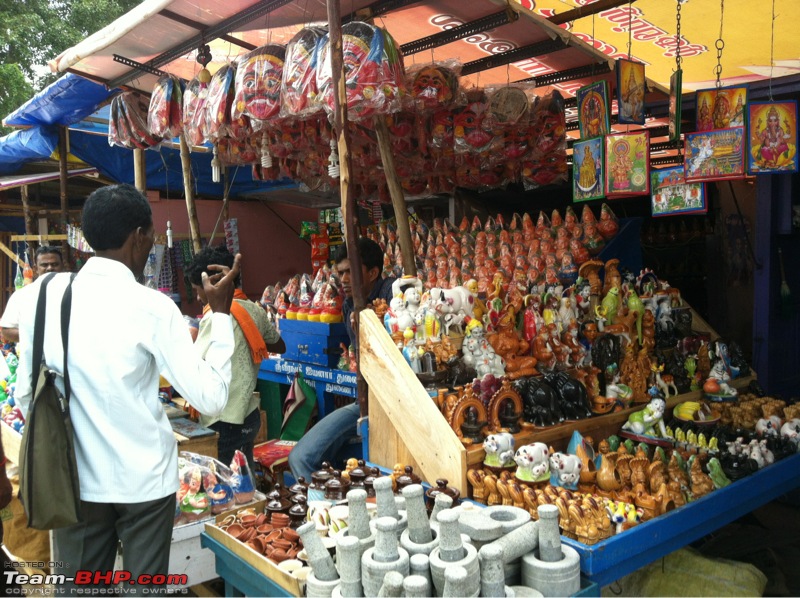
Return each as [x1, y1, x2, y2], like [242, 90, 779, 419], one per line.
[0, 167, 98, 191]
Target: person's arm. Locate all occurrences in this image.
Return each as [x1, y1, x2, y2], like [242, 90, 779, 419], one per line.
[0, 425, 11, 510]
[155, 256, 242, 417]
[259, 312, 285, 354]
[0, 288, 24, 344]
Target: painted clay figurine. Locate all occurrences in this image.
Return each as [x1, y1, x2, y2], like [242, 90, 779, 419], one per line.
[622, 397, 668, 437]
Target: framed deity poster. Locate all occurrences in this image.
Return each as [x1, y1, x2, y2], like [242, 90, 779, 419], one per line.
[695, 85, 748, 132]
[669, 69, 682, 143]
[616, 58, 646, 125]
[684, 127, 746, 182]
[605, 131, 650, 197]
[747, 100, 799, 174]
[651, 166, 706, 217]
[573, 137, 604, 202]
[577, 80, 610, 140]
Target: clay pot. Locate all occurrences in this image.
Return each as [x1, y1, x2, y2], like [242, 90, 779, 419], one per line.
[265, 529, 282, 543]
[248, 536, 266, 555]
[272, 539, 292, 551]
[288, 477, 309, 495]
[282, 528, 300, 543]
[240, 514, 258, 528]
[256, 524, 274, 535]
[239, 527, 257, 542]
[323, 471, 351, 501]
[287, 547, 300, 559]
[226, 523, 244, 539]
[255, 512, 267, 527]
[271, 513, 291, 529]
[220, 514, 236, 527]
[271, 549, 289, 563]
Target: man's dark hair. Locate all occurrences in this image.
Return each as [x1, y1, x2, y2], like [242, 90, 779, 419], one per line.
[82, 184, 153, 251]
[332, 237, 383, 271]
[186, 245, 241, 288]
[35, 245, 62, 262]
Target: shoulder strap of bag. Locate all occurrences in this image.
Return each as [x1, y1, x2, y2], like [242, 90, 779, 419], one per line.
[60, 273, 77, 404]
[31, 273, 56, 397]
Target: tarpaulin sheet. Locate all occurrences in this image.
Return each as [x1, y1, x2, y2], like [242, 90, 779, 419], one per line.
[0, 128, 58, 176]
[3, 73, 118, 128]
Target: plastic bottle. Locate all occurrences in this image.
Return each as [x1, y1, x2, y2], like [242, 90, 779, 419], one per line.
[22, 259, 33, 286]
[14, 261, 24, 290]
[143, 248, 158, 289]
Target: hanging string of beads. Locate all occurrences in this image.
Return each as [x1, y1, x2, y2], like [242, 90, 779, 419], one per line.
[713, 0, 725, 88]
[768, 0, 776, 100]
[627, 1, 633, 59]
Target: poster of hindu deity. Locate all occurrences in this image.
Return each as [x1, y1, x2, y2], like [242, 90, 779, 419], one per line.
[695, 85, 748, 132]
[669, 69, 682, 143]
[605, 131, 649, 197]
[747, 101, 798, 174]
[684, 127, 745, 182]
[651, 166, 706, 217]
[616, 59, 646, 125]
[573, 137, 604, 202]
[577, 80, 610, 140]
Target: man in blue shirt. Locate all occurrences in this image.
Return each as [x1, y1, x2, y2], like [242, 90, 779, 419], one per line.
[289, 238, 395, 480]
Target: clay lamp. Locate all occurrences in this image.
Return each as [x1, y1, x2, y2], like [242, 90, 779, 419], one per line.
[395, 466, 421, 493]
[323, 470, 351, 501]
[288, 477, 309, 496]
[362, 467, 382, 498]
[425, 479, 461, 512]
[270, 512, 291, 530]
[288, 495, 309, 529]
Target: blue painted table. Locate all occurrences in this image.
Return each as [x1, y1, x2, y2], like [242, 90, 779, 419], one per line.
[563, 451, 800, 587]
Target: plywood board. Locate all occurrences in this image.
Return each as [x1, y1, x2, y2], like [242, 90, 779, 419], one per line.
[360, 310, 467, 493]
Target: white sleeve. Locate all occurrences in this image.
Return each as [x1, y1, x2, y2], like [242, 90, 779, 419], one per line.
[0, 288, 25, 328]
[154, 308, 234, 418]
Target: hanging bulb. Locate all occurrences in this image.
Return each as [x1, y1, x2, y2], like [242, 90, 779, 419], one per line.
[328, 138, 340, 179]
[166, 220, 173, 249]
[261, 131, 272, 168]
[211, 144, 221, 183]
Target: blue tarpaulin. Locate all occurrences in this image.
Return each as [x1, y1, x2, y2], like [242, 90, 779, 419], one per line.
[0, 127, 58, 175]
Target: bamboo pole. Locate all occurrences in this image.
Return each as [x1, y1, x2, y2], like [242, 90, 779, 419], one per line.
[20, 185, 36, 264]
[58, 127, 71, 267]
[327, 0, 368, 416]
[374, 118, 416, 277]
[179, 134, 202, 253]
[133, 148, 146, 193]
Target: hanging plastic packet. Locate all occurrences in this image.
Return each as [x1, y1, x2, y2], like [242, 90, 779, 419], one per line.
[229, 450, 256, 504]
[233, 44, 286, 127]
[407, 60, 461, 112]
[203, 64, 236, 141]
[109, 92, 162, 149]
[148, 74, 185, 139]
[281, 26, 327, 119]
[453, 90, 496, 155]
[522, 90, 568, 190]
[182, 76, 209, 146]
[217, 136, 259, 165]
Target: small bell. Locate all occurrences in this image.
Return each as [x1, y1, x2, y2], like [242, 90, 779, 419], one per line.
[261, 131, 272, 168]
[211, 144, 221, 183]
[327, 138, 340, 179]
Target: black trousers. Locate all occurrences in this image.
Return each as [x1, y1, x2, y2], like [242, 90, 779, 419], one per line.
[210, 407, 261, 469]
[52, 494, 175, 596]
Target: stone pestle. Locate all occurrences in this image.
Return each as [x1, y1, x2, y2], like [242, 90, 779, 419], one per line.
[400, 484, 438, 556]
[360, 517, 410, 597]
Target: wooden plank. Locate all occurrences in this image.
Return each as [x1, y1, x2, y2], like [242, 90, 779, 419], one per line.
[0, 240, 25, 268]
[175, 431, 219, 460]
[10, 235, 68, 242]
[360, 309, 467, 493]
[465, 374, 756, 466]
[368, 387, 421, 473]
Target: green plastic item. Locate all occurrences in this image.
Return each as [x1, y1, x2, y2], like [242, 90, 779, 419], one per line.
[280, 374, 318, 442]
[256, 380, 286, 440]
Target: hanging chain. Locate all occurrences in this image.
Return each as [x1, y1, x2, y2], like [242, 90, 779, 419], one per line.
[769, 0, 776, 100]
[713, 0, 725, 88]
[675, 0, 682, 71]
[627, 1, 633, 59]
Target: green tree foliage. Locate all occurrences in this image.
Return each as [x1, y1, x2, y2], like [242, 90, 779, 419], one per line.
[0, 0, 140, 134]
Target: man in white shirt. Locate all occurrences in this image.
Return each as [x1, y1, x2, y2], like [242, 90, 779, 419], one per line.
[15, 184, 241, 594]
[0, 245, 65, 343]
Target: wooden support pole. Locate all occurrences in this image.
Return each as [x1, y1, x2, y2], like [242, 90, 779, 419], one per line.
[327, 0, 368, 416]
[133, 148, 146, 193]
[20, 186, 36, 264]
[0, 241, 25, 268]
[58, 127, 71, 267]
[374, 118, 416, 277]
[179, 134, 202, 253]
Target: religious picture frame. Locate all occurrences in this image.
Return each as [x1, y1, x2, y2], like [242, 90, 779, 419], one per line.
[616, 58, 646, 125]
[669, 69, 682, 143]
[573, 137, 605, 202]
[747, 100, 799, 174]
[577, 80, 610, 140]
[651, 166, 707, 217]
[695, 84, 748, 132]
[684, 127, 746, 182]
[605, 131, 650, 197]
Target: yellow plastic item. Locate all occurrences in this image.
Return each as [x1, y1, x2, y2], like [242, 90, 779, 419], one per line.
[320, 311, 343, 324]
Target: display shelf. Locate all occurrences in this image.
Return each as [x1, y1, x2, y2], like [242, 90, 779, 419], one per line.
[564, 451, 800, 587]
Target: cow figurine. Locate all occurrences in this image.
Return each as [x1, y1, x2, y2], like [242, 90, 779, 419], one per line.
[548, 451, 583, 490]
[483, 433, 516, 469]
[514, 442, 550, 483]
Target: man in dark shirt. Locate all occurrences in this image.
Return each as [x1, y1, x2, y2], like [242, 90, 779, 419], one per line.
[289, 237, 395, 481]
